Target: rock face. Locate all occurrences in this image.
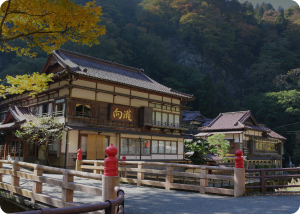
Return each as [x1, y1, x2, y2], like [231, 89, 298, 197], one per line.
[164, 36, 242, 100]
[164, 37, 215, 75]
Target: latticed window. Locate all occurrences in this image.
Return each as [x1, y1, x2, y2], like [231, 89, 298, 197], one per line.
[76, 104, 91, 118]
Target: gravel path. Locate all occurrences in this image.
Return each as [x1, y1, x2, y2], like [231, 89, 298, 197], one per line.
[1, 164, 300, 214]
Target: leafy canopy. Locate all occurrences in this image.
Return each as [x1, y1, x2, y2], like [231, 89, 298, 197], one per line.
[0, 72, 53, 97]
[0, 0, 106, 97]
[206, 134, 230, 160]
[15, 116, 63, 146]
[0, 0, 106, 57]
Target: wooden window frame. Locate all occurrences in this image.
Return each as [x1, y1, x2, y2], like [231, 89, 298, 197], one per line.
[75, 103, 91, 118]
[151, 140, 178, 155]
[120, 138, 151, 156]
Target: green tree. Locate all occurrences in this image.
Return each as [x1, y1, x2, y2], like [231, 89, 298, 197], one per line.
[196, 73, 216, 118]
[206, 133, 230, 160]
[15, 117, 63, 166]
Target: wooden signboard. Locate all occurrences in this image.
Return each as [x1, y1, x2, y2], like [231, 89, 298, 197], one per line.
[109, 104, 135, 123]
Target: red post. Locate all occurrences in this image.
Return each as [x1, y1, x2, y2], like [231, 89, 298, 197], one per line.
[235, 149, 244, 168]
[77, 149, 82, 161]
[104, 143, 118, 177]
[122, 156, 126, 166]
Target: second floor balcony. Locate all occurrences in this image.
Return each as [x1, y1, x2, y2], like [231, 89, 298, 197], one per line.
[152, 121, 188, 130]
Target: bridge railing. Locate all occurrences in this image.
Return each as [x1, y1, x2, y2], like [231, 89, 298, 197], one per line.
[77, 149, 246, 197]
[79, 159, 236, 196]
[14, 187, 124, 214]
[0, 143, 124, 214]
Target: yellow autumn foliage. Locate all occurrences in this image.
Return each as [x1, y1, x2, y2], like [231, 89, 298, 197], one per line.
[0, 73, 53, 97]
[0, 0, 106, 57]
[0, 0, 106, 97]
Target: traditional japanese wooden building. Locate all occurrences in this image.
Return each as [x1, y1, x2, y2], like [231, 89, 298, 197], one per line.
[196, 111, 286, 168]
[0, 49, 194, 168]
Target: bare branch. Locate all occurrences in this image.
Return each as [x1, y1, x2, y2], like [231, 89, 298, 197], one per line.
[0, 0, 11, 37]
[0, 26, 71, 42]
[8, 10, 56, 17]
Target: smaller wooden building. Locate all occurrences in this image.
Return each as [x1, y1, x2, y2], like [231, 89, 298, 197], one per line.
[197, 110, 286, 168]
[0, 106, 40, 162]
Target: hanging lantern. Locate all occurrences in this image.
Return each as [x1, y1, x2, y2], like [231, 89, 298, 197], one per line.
[145, 141, 149, 148]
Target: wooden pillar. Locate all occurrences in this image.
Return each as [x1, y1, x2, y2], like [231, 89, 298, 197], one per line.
[200, 167, 208, 194]
[234, 149, 245, 197]
[137, 163, 144, 186]
[166, 164, 173, 190]
[3, 141, 7, 160]
[0, 162, 3, 182]
[75, 160, 82, 171]
[62, 170, 74, 202]
[32, 166, 43, 203]
[11, 162, 20, 195]
[94, 162, 100, 174]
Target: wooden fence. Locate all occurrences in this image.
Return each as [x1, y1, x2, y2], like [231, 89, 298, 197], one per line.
[0, 160, 113, 213]
[78, 160, 237, 196]
[246, 167, 300, 193]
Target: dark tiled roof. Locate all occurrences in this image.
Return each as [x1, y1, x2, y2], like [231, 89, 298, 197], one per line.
[181, 110, 213, 124]
[51, 49, 194, 99]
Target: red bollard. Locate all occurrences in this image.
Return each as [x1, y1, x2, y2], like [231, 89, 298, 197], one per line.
[122, 156, 126, 166]
[77, 149, 82, 161]
[104, 143, 118, 177]
[235, 149, 244, 168]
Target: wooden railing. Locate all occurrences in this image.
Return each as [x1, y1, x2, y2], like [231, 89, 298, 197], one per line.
[246, 167, 300, 193]
[0, 160, 123, 213]
[78, 160, 236, 196]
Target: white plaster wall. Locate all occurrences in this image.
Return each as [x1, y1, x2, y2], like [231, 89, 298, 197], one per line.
[177, 154, 184, 159]
[73, 80, 96, 88]
[98, 83, 114, 92]
[115, 87, 130, 95]
[131, 90, 148, 98]
[178, 141, 184, 155]
[152, 155, 165, 159]
[68, 130, 79, 153]
[164, 155, 177, 159]
[61, 131, 67, 153]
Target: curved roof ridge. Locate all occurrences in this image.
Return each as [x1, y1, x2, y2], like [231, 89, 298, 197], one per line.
[57, 49, 143, 73]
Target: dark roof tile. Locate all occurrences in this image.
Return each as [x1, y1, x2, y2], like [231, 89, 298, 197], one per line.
[52, 49, 193, 99]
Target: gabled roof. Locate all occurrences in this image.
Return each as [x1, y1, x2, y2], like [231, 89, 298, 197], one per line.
[199, 110, 264, 131]
[42, 49, 194, 100]
[198, 110, 286, 140]
[0, 106, 38, 129]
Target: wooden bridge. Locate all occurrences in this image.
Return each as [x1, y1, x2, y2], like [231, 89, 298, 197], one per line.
[0, 160, 124, 214]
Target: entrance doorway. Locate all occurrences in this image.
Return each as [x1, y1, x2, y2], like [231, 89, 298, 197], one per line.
[7, 140, 24, 161]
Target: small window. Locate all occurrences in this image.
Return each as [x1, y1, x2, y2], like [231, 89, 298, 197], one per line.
[171, 142, 177, 154]
[156, 104, 161, 109]
[152, 140, 158, 154]
[165, 141, 171, 153]
[76, 104, 91, 118]
[159, 141, 164, 153]
[172, 107, 176, 111]
[167, 106, 171, 110]
[55, 102, 65, 117]
[128, 139, 136, 155]
[162, 106, 167, 110]
[175, 108, 180, 112]
[121, 138, 129, 155]
[149, 103, 155, 108]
